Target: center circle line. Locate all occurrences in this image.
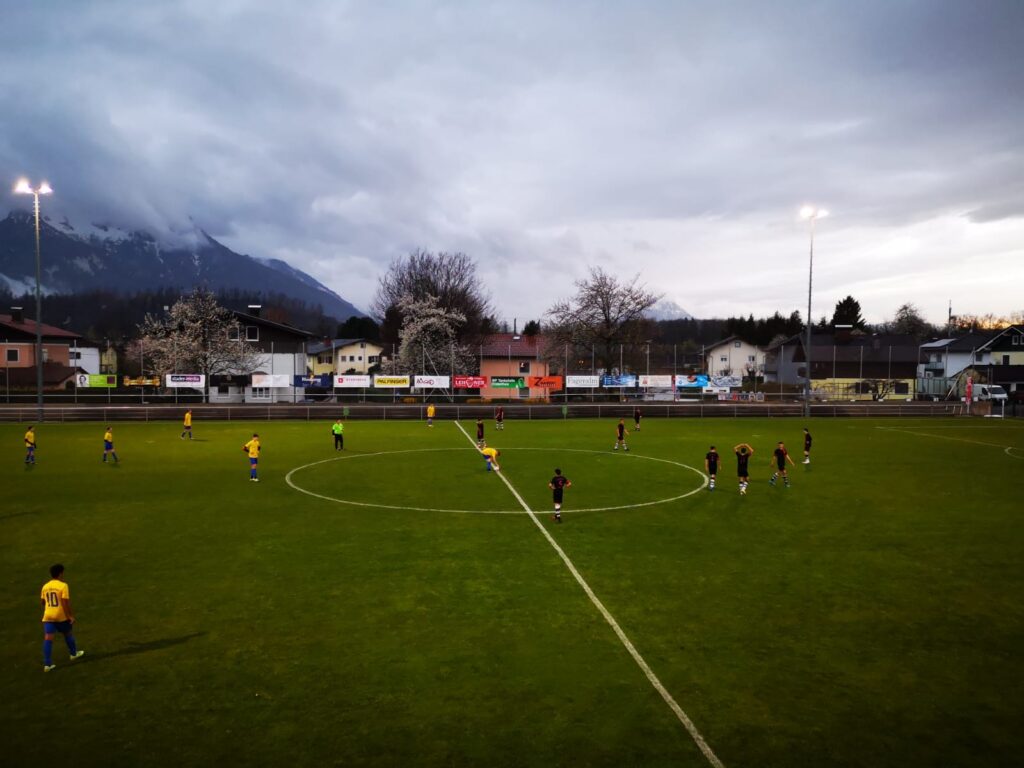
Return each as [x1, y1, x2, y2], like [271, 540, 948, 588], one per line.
[285, 447, 708, 514]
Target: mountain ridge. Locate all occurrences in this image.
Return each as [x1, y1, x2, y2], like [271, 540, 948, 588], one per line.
[0, 210, 364, 321]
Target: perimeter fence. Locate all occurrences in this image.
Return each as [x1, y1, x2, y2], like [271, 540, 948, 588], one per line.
[0, 401, 967, 423]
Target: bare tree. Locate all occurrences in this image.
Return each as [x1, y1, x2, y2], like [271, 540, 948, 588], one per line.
[372, 250, 493, 346]
[138, 288, 263, 401]
[545, 267, 661, 373]
[880, 303, 935, 339]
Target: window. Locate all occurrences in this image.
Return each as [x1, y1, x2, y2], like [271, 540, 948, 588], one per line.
[251, 387, 271, 400]
[1013, 336, 1020, 346]
[519, 361, 530, 374]
[734, 341, 741, 347]
[359, 342, 365, 348]
[6, 348, 18, 363]
[357, 356, 363, 362]
[217, 384, 230, 394]
[720, 356, 728, 363]
[349, 355, 356, 362]
[245, 326, 259, 341]
[369, 355, 379, 364]
[747, 355, 756, 363]
[518, 387, 530, 399]
[228, 327, 240, 341]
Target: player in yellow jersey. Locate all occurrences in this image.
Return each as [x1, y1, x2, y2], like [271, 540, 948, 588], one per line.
[426, 404, 436, 427]
[24, 425, 36, 464]
[243, 433, 261, 482]
[480, 442, 500, 472]
[40, 564, 84, 671]
[180, 409, 193, 440]
[102, 426, 119, 463]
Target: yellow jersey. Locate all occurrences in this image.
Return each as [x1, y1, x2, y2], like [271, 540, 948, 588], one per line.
[41, 579, 69, 622]
[244, 438, 261, 458]
[25, 430, 35, 447]
[482, 447, 498, 461]
[183, 412, 192, 427]
[104, 429, 113, 443]
[427, 405, 436, 417]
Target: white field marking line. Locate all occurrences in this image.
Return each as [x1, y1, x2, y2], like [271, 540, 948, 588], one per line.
[1006, 447, 1024, 460]
[285, 447, 708, 514]
[452, 422, 726, 768]
[875, 426, 1024, 453]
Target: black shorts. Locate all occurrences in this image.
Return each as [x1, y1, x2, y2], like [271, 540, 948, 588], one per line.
[737, 466, 749, 477]
[776, 461, 786, 471]
[553, 492, 564, 503]
[707, 464, 718, 475]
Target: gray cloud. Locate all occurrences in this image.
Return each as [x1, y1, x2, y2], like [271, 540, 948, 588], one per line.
[2, 0, 1022, 322]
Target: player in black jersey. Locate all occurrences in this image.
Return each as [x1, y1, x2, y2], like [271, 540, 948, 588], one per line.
[549, 468, 572, 523]
[495, 405, 505, 431]
[734, 443, 754, 495]
[802, 428, 812, 464]
[769, 441, 795, 487]
[476, 417, 485, 447]
[633, 406, 642, 431]
[613, 419, 629, 451]
[704, 445, 720, 491]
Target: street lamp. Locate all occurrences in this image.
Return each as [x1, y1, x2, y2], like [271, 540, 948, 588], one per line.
[799, 205, 828, 417]
[14, 178, 53, 421]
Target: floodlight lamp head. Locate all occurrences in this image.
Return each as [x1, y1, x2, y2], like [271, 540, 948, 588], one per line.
[14, 179, 33, 195]
[38, 181, 53, 195]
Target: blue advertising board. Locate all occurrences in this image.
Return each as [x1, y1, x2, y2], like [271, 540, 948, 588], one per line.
[675, 374, 709, 388]
[601, 375, 638, 387]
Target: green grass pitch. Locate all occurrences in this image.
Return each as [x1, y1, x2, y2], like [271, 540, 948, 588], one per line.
[1, 416, 1022, 767]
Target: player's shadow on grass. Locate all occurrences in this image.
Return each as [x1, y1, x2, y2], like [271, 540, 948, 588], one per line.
[81, 632, 207, 664]
[0, 511, 36, 522]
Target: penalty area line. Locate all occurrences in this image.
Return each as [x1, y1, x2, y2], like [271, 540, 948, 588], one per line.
[452, 422, 725, 768]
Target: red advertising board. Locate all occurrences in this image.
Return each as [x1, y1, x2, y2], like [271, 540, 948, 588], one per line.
[454, 375, 487, 388]
[528, 376, 563, 389]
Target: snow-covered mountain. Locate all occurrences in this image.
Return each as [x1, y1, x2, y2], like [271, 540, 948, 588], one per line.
[0, 210, 364, 320]
[646, 299, 693, 321]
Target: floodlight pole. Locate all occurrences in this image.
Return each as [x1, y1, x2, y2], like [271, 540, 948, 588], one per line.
[15, 182, 51, 421]
[805, 214, 815, 418]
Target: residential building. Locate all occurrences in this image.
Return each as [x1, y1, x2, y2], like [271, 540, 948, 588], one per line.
[977, 325, 1024, 367]
[307, 338, 384, 376]
[0, 307, 85, 391]
[479, 333, 553, 401]
[704, 336, 765, 378]
[209, 306, 314, 403]
[918, 333, 993, 379]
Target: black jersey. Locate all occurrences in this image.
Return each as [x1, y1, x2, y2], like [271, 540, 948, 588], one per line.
[495, 407, 504, 422]
[706, 450, 719, 470]
[736, 451, 750, 475]
[616, 423, 626, 439]
[633, 408, 641, 421]
[804, 432, 812, 450]
[550, 475, 570, 499]
[476, 421, 485, 440]
[774, 447, 788, 469]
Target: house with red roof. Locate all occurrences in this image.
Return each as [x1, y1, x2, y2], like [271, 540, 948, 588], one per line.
[478, 333, 555, 401]
[1, 306, 87, 390]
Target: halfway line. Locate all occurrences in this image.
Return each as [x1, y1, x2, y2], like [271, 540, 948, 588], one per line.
[453, 421, 725, 768]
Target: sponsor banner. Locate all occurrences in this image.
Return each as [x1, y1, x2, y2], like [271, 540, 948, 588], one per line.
[293, 374, 332, 387]
[165, 374, 205, 389]
[122, 376, 161, 387]
[710, 375, 742, 388]
[453, 375, 487, 388]
[77, 373, 117, 388]
[414, 375, 451, 389]
[528, 375, 563, 389]
[675, 374, 709, 388]
[638, 374, 673, 388]
[601, 374, 637, 387]
[703, 386, 730, 395]
[490, 376, 526, 388]
[566, 375, 600, 388]
[965, 376, 973, 401]
[373, 375, 411, 388]
[334, 374, 371, 388]
[252, 374, 291, 388]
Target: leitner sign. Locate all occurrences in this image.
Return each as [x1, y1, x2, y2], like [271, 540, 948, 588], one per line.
[453, 375, 486, 388]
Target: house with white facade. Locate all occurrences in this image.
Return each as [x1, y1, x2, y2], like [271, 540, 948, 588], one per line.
[208, 306, 314, 403]
[704, 336, 765, 379]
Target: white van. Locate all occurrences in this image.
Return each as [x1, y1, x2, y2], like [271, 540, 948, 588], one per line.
[975, 384, 1008, 401]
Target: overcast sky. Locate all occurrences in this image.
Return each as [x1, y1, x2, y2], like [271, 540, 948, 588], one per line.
[2, 1, 1022, 324]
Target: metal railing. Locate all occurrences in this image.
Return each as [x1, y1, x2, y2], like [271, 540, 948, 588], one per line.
[0, 401, 968, 423]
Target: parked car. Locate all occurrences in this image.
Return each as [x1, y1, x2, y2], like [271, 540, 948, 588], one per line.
[975, 384, 1008, 401]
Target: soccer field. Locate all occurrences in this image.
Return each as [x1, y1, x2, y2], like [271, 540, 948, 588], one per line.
[2, 416, 1022, 767]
